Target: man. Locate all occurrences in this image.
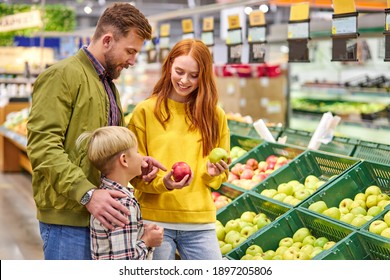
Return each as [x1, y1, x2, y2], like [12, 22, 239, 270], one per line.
[27, 2, 165, 260]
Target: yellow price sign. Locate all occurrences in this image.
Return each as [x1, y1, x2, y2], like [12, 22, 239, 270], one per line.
[228, 14, 241, 29]
[203, 17, 214, 31]
[181, 19, 193, 34]
[160, 24, 170, 37]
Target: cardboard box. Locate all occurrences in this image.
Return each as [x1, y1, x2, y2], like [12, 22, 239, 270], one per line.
[216, 76, 287, 123]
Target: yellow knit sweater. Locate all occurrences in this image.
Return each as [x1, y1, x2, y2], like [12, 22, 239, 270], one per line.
[128, 97, 230, 224]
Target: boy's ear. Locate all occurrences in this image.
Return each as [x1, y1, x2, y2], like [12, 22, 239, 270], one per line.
[119, 153, 129, 167]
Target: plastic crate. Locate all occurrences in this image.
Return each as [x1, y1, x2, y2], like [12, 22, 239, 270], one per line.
[226, 208, 354, 260]
[217, 192, 291, 226]
[230, 134, 263, 153]
[214, 183, 245, 214]
[251, 150, 361, 208]
[353, 140, 390, 165]
[321, 231, 390, 260]
[280, 127, 312, 148]
[299, 160, 390, 230]
[228, 141, 306, 191]
[227, 120, 252, 136]
[318, 136, 359, 157]
[360, 206, 390, 243]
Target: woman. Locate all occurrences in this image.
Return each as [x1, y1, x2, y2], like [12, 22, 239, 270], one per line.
[128, 39, 230, 260]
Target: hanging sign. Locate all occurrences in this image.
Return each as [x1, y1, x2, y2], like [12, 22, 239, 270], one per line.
[201, 17, 214, 46]
[181, 18, 194, 39]
[0, 10, 42, 33]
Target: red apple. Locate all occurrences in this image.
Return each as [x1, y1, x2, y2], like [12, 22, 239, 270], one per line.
[172, 162, 192, 182]
[240, 169, 254, 179]
[252, 172, 267, 183]
[228, 172, 239, 183]
[246, 158, 259, 170]
[266, 155, 278, 165]
[231, 163, 244, 176]
[257, 161, 268, 172]
[211, 191, 221, 201]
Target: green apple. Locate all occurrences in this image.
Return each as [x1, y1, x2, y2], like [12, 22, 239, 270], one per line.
[240, 254, 254, 260]
[256, 216, 271, 230]
[364, 215, 374, 221]
[246, 244, 263, 256]
[304, 175, 320, 188]
[300, 244, 314, 256]
[339, 198, 354, 212]
[238, 220, 252, 230]
[313, 180, 326, 190]
[292, 183, 305, 193]
[272, 254, 283, 260]
[292, 227, 311, 243]
[282, 247, 299, 260]
[262, 250, 275, 260]
[209, 147, 229, 163]
[380, 227, 390, 238]
[323, 207, 341, 220]
[283, 195, 296, 205]
[224, 220, 241, 233]
[323, 241, 336, 250]
[290, 198, 301, 206]
[220, 243, 233, 255]
[310, 247, 323, 258]
[365, 185, 382, 196]
[366, 195, 379, 209]
[294, 189, 311, 201]
[384, 211, 390, 226]
[377, 193, 390, 203]
[215, 220, 223, 227]
[240, 211, 257, 223]
[350, 206, 367, 216]
[340, 213, 355, 224]
[277, 183, 294, 196]
[308, 201, 328, 214]
[313, 237, 329, 248]
[354, 193, 367, 201]
[240, 225, 257, 238]
[350, 216, 367, 227]
[279, 237, 294, 247]
[367, 205, 382, 217]
[275, 245, 289, 256]
[260, 188, 278, 198]
[292, 242, 303, 249]
[252, 254, 264, 260]
[273, 193, 287, 202]
[369, 220, 389, 235]
[216, 225, 226, 241]
[287, 180, 300, 188]
[378, 200, 390, 210]
[302, 235, 317, 246]
[252, 213, 267, 225]
[350, 200, 366, 210]
[232, 236, 247, 248]
[224, 230, 241, 244]
[294, 251, 310, 260]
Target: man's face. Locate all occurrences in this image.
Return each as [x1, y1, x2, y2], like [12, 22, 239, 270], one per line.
[104, 29, 144, 79]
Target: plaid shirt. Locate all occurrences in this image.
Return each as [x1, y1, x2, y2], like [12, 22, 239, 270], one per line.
[82, 46, 120, 126]
[90, 177, 149, 260]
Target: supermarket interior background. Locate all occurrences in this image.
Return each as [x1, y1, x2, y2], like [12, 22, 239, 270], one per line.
[1, 0, 390, 261]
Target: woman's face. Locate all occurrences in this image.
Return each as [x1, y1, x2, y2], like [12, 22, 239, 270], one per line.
[169, 54, 199, 103]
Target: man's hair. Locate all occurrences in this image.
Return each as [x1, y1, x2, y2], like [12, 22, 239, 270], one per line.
[77, 126, 138, 175]
[93, 2, 152, 41]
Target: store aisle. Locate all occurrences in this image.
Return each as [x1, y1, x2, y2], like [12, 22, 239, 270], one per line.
[0, 171, 43, 260]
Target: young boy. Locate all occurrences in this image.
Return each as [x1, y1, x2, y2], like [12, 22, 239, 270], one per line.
[77, 126, 164, 260]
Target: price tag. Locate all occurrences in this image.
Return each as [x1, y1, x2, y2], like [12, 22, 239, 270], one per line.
[386, 14, 390, 31]
[201, 31, 214, 46]
[290, 2, 310, 21]
[160, 24, 170, 37]
[228, 14, 241, 30]
[181, 19, 193, 34]
[332, 16, 357, 34]
[226, 29, 242, 45]
[288, 22, 309, 39]
[248, 26, 266, 42]
[249, 11, 265, 26]
[203, 17, 214, 32]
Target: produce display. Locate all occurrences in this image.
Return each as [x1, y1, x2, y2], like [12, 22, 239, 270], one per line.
[367, 209, 390, 238]
[239, 227, 337, 260]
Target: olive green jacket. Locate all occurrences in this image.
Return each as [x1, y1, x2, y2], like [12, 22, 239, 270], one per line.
[27, 49, 124, 227]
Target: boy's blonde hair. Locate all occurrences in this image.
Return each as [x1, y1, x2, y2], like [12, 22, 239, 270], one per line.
[76, 126, 138, 175]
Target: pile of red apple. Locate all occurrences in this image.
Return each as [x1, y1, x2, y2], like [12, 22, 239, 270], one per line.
[260, 175, 326, 206]
[228, 155, 290, 190]
[368, 209, 390, 238]
[240, 227, 337, 260]
[307, 185, 390, 227]
[211, 191, 232, 210]
[216, 210, 272, 255]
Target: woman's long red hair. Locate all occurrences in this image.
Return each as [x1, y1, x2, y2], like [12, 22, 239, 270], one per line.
[151, 39, 220, 157]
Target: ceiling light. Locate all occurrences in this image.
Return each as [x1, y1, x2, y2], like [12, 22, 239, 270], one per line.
[84, 6, 92, 14]
[259, 4, 269, 13]
[244, 7, 253, 15]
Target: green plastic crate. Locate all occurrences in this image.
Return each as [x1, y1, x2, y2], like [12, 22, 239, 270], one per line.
[230, 134, 263, 153]
[353, 141, 390, 165]
[226, 208, 354, 260]
[251, 150, 361, 208]
[217, 192, 291, 226]
[228, 141, 306, 191]
[299, 160, 390, 230]
[280, 128, 312, 148]
[361, 206, 390, 243]
[318, 136, 359, 157]
[321, 231, 390, 260]
[228, 120, 252, 136]
[214, 183, 245, 214]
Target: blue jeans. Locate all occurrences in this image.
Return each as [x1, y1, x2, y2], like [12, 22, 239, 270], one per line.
[152, 229, 222, 260]
[39, 222, 91, 260]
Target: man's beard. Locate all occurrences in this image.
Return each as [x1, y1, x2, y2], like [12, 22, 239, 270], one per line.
[104, 53, 121, 79]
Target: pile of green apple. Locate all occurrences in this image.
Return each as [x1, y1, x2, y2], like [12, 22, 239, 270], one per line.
[230, 146, 248, 163]
[228, 155, 290, 190]
[216, 210, 272, 255]
[367, 209, 390, 238]
[240, 227, 337, 260]
[308, 185, 390, 227]
[260, 175, 326, 206]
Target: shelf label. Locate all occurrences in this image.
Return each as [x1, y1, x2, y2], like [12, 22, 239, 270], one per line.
[181, 19, 194, 34]
[228, 14, 241, 30]
[0, 10, 42, 32]
[202, 17, 214, 32]
[288, 22, 309, 39]
[248, 26, 266, 42]
[249, 11, 265, 26]
[332, 16, 357, 34]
